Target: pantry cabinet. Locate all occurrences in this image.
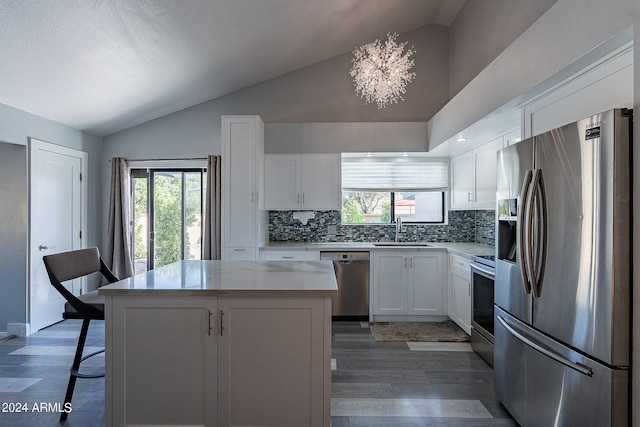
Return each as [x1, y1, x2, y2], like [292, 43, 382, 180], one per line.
[221, 115, 267, 260]
[264, 154, 341, 210]
[372, 250, 445, 318]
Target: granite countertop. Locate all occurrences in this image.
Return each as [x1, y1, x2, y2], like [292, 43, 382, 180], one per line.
[98, 260, 338, 297]
[261, 241, 495, 257]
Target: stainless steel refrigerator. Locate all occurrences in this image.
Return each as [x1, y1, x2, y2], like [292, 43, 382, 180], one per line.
[494, 109, 632, 426]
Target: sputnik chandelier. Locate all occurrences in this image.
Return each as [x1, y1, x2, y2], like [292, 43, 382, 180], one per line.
[350, 32, 416, 109]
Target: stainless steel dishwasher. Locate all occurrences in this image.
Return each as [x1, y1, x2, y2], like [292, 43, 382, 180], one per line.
[320, 251, 370, 319]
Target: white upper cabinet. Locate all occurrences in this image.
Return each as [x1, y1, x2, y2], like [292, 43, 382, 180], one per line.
[450, 135, 507, 210]
[264, 154, 341, 210]
[263, 155, 298, 208]
[221, 115, 267, 260]
[450, 150, 474, 210]
[522, 44, 633, 138]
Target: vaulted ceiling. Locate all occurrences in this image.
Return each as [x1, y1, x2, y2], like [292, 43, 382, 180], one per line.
[0, 0, 466, 137]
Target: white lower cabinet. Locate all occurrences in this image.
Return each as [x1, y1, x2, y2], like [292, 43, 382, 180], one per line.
[223, 247, 257, 260]
[217, 297, 329, 426]
[372, 250, 445, 317]
[107, 295, 331, 427]
[260, 249, 320, 261]
[109, 297, 218, 427]
[448, 254, 472, 334]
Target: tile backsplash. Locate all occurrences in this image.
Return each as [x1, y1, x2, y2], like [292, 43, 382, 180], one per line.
[269, 210, 495, 246]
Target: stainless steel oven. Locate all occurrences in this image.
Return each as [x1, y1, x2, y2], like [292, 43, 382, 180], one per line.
[470, 255, 495, 367]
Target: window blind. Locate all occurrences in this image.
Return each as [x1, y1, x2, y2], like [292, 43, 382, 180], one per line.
[342, 156, 448, 191]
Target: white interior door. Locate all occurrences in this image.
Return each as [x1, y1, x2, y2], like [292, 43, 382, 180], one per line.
[29, 139, 86, 332]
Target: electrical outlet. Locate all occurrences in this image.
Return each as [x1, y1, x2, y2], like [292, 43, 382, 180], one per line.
[327, 225, 337, 235]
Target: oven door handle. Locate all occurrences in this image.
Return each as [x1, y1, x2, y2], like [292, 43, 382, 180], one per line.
[470, 263, 495, 278]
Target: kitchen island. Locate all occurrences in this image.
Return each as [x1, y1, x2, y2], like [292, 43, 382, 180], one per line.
[98, 260, 337, 427]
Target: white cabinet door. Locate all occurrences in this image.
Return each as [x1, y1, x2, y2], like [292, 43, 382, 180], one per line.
[108, 296, 217, 427]
[407, 251, 444, 315]
[449, 272, 471, 334]
[373, 250, 445, 317]
[264, 154, 341, 210]
[450, 150, 474, 210]
[504, 128, 522, 147]
[264, 155, 298, 209]
[300, 155, 341, 210]
[222, 116, 265, 259]
[448, 254, 471, 334]
[450, 135, 507, 210]
[372, 252, 406, 315]
[473, 136, 504, 209]
[217, 297, 330, 427]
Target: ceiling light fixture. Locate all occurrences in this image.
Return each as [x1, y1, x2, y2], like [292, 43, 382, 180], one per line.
[350, 2, 415, 109]
[456, 134, 467, 142]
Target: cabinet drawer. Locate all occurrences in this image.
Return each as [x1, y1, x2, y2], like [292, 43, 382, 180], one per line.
[260, 250, 319, 261]
[450, 254, 471, 277]
[224, 247, 257, 261]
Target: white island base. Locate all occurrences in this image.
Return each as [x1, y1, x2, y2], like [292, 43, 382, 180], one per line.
[100, 260, 337, 427]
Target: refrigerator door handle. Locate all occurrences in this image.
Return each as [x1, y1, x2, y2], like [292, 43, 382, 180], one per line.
[530, 169, 548, 298]
[518, 170, 533, 294]
[497, 315, 594, 377]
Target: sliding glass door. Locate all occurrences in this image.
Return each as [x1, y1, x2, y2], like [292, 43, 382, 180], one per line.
[131, 169, 206, 274]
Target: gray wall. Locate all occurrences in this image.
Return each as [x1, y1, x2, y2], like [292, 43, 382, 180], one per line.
[448, 0, 558, 98]
[428, 0, 639, 150]
[0, 103, 103, 331]
[0, 143, 27, 333]
[264, 122, 428, 154]
[103, 24, 449, 158]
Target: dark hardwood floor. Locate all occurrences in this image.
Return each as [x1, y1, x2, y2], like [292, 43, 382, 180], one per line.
[330, 321, 517, 426]
[0, 319, 516, 426]
[0, 320, 104, 426]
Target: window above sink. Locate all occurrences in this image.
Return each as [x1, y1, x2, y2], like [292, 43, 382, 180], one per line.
[341, 153, 448, 225]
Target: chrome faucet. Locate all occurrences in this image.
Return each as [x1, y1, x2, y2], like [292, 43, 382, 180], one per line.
[395, 216, 403, 242]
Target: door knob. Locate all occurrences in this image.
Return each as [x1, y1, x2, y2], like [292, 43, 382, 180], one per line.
[38, 245, 56, 251]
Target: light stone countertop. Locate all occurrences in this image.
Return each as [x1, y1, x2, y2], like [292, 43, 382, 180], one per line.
[98, 260, 338, 297]
[261, 241, 495, 258]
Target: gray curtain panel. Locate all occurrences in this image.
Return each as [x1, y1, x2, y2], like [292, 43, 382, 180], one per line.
[105, 157, 134, 279]
[203, 155, 221, 260]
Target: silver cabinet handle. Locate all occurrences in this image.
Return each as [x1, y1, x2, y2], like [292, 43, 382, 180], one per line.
[497, 315, 593, 377]
[38, 245, 56, 251]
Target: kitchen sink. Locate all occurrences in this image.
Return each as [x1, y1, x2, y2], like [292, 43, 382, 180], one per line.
[372, 242, 431, 247]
